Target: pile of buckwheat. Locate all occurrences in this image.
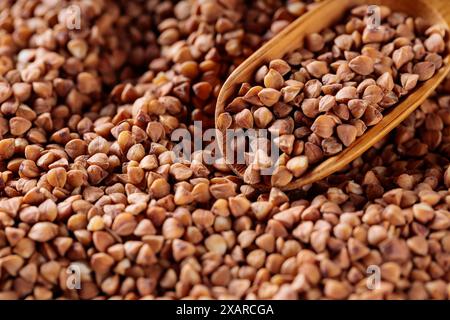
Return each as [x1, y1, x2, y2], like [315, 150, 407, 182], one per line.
[222, 5, 447, 187]
[0, 0, 449, 300]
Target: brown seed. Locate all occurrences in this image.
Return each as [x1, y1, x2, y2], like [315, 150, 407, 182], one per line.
[162, 217, 184, 239]
[333, 103, 350, 121]
[274, 135, 295, 155]
[424, 33, 445, 53]
[318, 95, 336, 112]
[281, 85, 302, 103]
[396, 174, 414, 190]
[269, 59, 291, 76]
[235, 109, 254, 128]
[10, 117, 32, 136]
[117, 131, 134, 152]
[87, 216, 105, 232]
[392, 46, 414, 69]
[88, 136, 109, 155]
[247, 249, 266, 268]
[172, 239, 196, 261]
[0, 82, 13, 103]
[146, 121, 165, 142]
[133, 219, 155, 236]
[349, 56, 374, 75]
[333, 223, 352, 240]
[377, 72, 394, 92]
[306, 61, 329, 78]
[47, 167, 67, 188]
[65, 139, 87, 159]
[336, 63, 354, 82]
[170, 163, 193, 181]
[304, 79, 322, 98]
[363, 85, 383, 104]
[28, 222, 59, 242]
[127, 144, 145, 162]
[205, 234, 227, 255]
[87, 153, 109, 169]
[412, 203, 435, 223]
[363, 105, 383, 126]
[334, 34, 353, 51]
[255, 66, 269, 83]
[243, 164, 261, 184]
[136, 244, 157, 266]
[258, 88, 281, 107]
[12, 82, 31, 102]
[180, 61, 199, 79]
[347, 238, 370, 261]
[348, 99, 368, 118]
[311, 115, 335, 138]
[271, 166, 293, 187]
[91, 252, 115, 274]
[286, 156, 308, 178]
[367, 225, 387, 245]
[304, 142, 323, 164]
[112, 213, 137, 236]
[383, 204, 405, 225]
[379, 238, 410, 263]
[413, 62, 436, 81]
[406, 236, 428, 256]
[148, 172, 169, 193]
[0, 255, 24, 276]
[444, 166, 450, 188]
[336, 86, 357, 103]
[93, 231, 115, 252]
[217, 112, 233, 130]
[264, 69, 284, 90]
[301, 99, 320, 118]
[322, 137, 342, 156]
[305, 33, 325, 52]
[324, 280, 350, 299]
[251, 201, 273, 221]
[269, 118, 294, 135]
[192, 209, 214, 229]
[229, 196, 251, 217]
[426, 53, 443, 70]
[67, 39, 88, 59]
[380, 262, 401, 283]
[336, 124, 357, 147]
[243, 86, 263, 106]
[67, 213, 88, 231]
[287, 2, 306, 16]
[193, 82, 212, 100]
[5, 227, 25, 246]
[67, 170, 87, 187]
[77, 72, 100, 95]
[253, 107, 274, 128]
[19, 160, 40, 178]
[0, 138, 15, 160]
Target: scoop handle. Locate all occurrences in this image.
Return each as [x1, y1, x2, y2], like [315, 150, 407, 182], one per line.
[430, 0, 450, 24]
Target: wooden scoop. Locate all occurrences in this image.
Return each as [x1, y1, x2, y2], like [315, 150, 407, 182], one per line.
[215, 0, 450, 191]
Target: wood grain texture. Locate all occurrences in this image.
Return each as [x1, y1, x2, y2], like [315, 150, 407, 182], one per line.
[215, 0, 450, 191]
